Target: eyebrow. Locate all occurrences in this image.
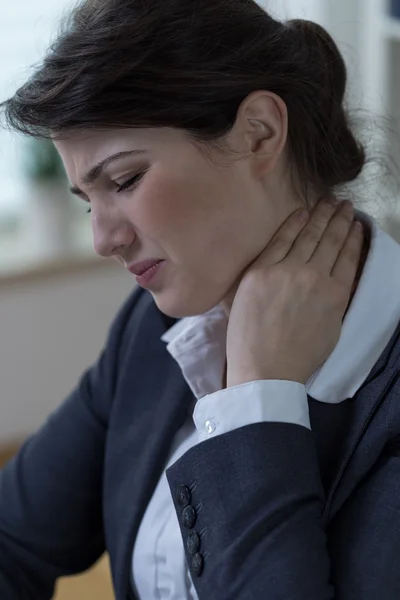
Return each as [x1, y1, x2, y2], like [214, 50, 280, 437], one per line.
[68, 150, 146, 195]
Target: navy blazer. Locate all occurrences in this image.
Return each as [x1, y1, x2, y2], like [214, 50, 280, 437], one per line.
[1, 284, 400, 600]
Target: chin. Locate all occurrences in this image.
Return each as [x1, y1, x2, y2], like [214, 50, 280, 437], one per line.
[152, 287, 224, 319]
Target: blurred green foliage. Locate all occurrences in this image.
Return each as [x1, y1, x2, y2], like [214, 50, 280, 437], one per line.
[21, 138, 67, 182]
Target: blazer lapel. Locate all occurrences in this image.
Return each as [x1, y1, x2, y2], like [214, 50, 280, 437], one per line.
[321, 319, 400, 525]
[103, 299, 193, 600]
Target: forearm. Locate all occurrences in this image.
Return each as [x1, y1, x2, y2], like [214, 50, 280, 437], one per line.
[166, 421, 334, 600]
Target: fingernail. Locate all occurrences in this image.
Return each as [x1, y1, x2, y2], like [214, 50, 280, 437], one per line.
[341, 200, 354, 210]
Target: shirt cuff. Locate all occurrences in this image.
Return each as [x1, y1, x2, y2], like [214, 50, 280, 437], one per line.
[193, 380, 310, 443]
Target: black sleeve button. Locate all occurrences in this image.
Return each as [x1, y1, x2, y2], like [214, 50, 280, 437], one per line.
[176, 484, 192, 508]
[187, 530, 201, 555]
[192, 552, 204, 577]
[182, 505, 197, 529]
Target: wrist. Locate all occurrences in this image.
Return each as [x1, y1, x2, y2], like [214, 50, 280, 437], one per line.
[227, 369, 308, 388]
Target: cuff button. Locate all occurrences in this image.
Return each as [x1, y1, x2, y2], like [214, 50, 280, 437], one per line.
[205, 420, 216, 434]
[182, 505, 197, 529]
[192, 552, 204, 577]
[176, 484, 192, 508]
[187, 530, 201, 555]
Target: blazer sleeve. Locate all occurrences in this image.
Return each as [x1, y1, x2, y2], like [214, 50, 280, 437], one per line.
[166, 420, 400, 600]
[0, 285, 144, 600]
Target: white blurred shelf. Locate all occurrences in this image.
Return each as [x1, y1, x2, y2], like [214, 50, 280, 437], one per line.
[0, 215, 95, 277]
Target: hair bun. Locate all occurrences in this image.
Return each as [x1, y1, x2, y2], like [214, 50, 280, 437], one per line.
[286, 18, 346, 106]
[285, 18, 365, 187]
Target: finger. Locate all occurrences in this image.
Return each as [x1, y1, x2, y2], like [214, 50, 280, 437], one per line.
[331, 219, 364, 288]
[284, 197, 342, 265]
[256, 207, 311, 265]
[307, 201, 355, 272]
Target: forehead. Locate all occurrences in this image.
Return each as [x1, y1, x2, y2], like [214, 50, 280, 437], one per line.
[54, 129, 145, 183]
[54, 128, 143, 162]
[54, 127, 201, 189]
[53, 126, 186, 156]
[53, 127, 197, 193]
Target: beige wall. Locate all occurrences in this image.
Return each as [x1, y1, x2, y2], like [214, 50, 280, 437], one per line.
[0, 261, 135, 443]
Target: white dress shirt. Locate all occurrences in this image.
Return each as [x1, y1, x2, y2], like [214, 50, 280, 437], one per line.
[131, 210, 400, 600]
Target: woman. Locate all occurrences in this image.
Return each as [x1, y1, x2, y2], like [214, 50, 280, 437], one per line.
[0, 0, 399, 599]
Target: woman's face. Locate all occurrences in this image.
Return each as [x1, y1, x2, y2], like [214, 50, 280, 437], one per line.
[55, 93, 301, 317]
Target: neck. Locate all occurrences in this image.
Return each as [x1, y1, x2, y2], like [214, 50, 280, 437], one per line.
[344, 218, 371, 318]
[221, 219, 371, 388]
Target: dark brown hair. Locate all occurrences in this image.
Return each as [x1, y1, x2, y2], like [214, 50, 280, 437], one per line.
[0, 0, 365, 203]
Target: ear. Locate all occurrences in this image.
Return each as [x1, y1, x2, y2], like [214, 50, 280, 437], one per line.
[235, 90, 288, 180]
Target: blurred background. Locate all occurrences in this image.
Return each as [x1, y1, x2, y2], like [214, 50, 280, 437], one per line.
[0, 0, 400, 598]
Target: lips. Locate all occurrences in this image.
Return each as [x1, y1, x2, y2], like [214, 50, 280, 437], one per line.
[128, 259, 164, 276]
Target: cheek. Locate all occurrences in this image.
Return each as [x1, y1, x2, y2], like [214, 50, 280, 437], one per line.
[134, 167, 260, 280]
[134, 171, 219, 252]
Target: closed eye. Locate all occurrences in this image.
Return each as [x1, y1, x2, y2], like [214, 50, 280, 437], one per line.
[86, 171, 147, 214]
[116, 171, 146, 193]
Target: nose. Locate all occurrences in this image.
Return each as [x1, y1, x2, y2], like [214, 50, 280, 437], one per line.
[92, 213, 136, 259]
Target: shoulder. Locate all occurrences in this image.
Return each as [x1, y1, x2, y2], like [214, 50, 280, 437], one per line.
[373, 319, 400, 439]
[106, 286, 152, 352]
[106, 286, 176, 360]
